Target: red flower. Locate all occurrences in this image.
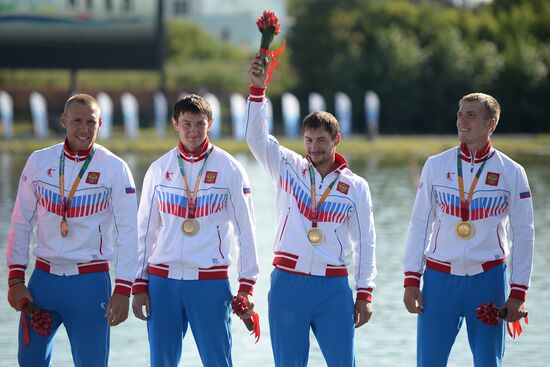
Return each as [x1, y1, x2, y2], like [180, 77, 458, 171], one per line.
[475, 302, 529, 339]
[255, 10, 285, 85]
[20, 298, 53, 346]
[231, 295, 260, 343]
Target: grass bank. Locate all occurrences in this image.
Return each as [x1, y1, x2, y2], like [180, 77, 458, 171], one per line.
[2, 130, 549, 162]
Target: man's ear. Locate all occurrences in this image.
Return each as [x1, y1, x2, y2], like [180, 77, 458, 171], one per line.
[334, 133, 341, 146]
[60, 113, 66, 129]
[207, 118, 214, 131]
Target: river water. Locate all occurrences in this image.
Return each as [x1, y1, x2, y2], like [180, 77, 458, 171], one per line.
[0, 150, 548, 367]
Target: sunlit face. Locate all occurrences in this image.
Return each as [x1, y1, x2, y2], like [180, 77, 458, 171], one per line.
[457, 101, 496, 149]
[61, 102, 102, 152]
[172, 112, 212, 152]
[303, 128, 340, 167]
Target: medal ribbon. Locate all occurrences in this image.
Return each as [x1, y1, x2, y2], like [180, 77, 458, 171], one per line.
[456, 147, 490, 221]
[177, 145, 213, 219]
[59, 147, 95, 219]
[307, 163, 340, 228]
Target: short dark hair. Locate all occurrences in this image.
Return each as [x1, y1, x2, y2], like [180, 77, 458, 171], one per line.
[302, 111, 340, 139]
[172, 94, 212, 121]
[64, 94, 100, 113]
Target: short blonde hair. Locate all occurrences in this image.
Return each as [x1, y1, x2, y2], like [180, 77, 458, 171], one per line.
[64, 94, 100, 113]
[460, 93, 501, 126]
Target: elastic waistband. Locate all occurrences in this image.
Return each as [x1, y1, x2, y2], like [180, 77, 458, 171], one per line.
[148, 263, 229, 280]
[273, 251, 348, 277]
[426, 257, 505, 275]
[35, 258, 109, 276]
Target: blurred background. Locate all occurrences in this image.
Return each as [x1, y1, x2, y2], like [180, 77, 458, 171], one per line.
[0, 0, 549, 136]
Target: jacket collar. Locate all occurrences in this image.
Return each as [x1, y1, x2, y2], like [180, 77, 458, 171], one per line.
[178, 138, 211, 162]
[63, 139, 94, 161]
[459, 142, 493, 163]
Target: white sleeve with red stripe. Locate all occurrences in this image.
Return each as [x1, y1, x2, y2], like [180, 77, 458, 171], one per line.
[507, 164, 534, 301]
[6, 153, 39, 282]
[245, 86, 285, 182]
[349, 179, 377, 302]
[133, 164, 162, 294]
[110, 157, 139, 297]
[403, 157, 436, 288]
[226, 159, 259, 295]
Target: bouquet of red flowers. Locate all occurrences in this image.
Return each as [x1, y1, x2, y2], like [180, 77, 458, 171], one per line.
[20, 298, 53, 346]
[475, 302, 528, 339]
[231, 295, 260, 343]
[255, 10, 285, 84]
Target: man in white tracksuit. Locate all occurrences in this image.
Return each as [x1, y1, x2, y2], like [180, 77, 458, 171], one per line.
[7, 94, 138, 367]
[132, 94, 259, 367]
[245, 57, 377, 367]
[403, 93, 534, 367]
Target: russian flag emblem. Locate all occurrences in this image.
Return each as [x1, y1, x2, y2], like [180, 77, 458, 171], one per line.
[243, 187, 251, 195]
[125, 186, 136, 194]
[519, 191, 531, 199]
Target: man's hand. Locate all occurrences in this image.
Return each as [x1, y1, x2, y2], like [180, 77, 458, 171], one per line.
[503, 297, 526, 322]
[354, 300, 373, 328]
[248, 55, 270, 88]
[132, 292, 150, 321]
[403, 286, 424, 314]
[7, 283, 33, 311]
[105, 294, 129, 326]
[236, 292, 255, 320]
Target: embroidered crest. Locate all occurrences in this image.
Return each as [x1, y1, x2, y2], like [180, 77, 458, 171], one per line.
[164, 171, 173, 181]
[337, 181, 349, 195]
[485, 172, 500, 186]
[446, 172, 454, 182]
[204, 171, 218, 184]
[47, 168, 56, 177]
[86, 172, 100, 184]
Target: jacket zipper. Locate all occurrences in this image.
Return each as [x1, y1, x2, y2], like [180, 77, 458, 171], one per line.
[217, 225, 224, 259]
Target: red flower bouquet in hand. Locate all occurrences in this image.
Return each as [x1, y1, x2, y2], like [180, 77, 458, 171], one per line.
[20, 298, 53, 346]
[231, 295, 260, 343]
[475, 302, 528, 339]
[255, 10, 285, 84]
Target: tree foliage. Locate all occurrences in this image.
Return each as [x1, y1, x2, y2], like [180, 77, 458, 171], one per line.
[288, 0, 550, 133]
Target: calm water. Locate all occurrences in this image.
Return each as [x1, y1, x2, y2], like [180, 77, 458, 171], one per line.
[0, 150, 549, 367]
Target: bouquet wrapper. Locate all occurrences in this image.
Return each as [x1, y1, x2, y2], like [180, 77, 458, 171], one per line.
[475, 302, 528, 339]
[231, 295, 260, 343]
[20, 298, 53, 346]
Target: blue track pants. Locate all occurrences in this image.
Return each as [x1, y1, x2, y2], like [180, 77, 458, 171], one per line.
[147, 275, 233, 367]
[268, 269, 356, 367]
[19, 269, 112, 367]
[418, 264, 506, 367]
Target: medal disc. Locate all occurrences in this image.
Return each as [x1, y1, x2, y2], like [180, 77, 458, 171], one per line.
[307, 227, 325, 245]
[60, 218, 68, 238]
[455, 221, 474, 240]
[182, 219, 199, 236]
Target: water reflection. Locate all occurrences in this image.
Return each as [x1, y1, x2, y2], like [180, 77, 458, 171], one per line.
[0, 152, 549, 367]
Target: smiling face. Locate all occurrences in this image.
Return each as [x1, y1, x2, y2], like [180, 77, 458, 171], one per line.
[456, 100, 497, 152]
[303, 127, 341, 169]
[172, 112, 212, 152]
[61, 101, 102, 152]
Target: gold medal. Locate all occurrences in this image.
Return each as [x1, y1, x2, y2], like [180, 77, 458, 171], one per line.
[307, 227, 325, 245]
[182, 218, 199, 236]
[455, 221, 474, 240]
[60, 218, 68, 237]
